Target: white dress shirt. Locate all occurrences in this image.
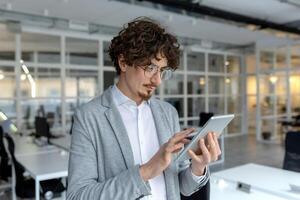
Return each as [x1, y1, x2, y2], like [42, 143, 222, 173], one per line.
[112, 85, 206, 200]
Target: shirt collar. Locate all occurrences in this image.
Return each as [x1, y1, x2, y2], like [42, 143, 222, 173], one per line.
[112, 85, 151, 107]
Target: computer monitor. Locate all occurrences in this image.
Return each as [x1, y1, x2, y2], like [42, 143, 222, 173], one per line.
[0, 111, 18, 135]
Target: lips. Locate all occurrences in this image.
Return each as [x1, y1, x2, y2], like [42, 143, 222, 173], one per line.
[144, 85, 156, 90]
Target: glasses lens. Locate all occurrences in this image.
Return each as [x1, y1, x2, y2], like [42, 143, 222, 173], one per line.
[144, 64, 157, 78]
[161, 70, 172, 80]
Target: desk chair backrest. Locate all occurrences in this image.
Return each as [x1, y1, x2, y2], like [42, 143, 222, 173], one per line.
[0, 126, 11, 181]
[35, 116, 50, 138]
[283, 131, 300, 172]
[4, 134, 27, 185]
[295, 115, 300, 123]
[199, 112, 214, 127]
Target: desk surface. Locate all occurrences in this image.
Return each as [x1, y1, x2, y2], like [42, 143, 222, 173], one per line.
[210, 176, 287, 200]
[12, 135, 59, 156]
[15, 151, 69, 181]
[50, 134, 71, 151]
[212, 163, 300, 200]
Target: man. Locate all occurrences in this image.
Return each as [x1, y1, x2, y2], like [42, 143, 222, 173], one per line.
[67, 17, 221, 200]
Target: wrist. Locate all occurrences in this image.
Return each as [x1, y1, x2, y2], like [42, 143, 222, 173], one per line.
[139, 163, 152, 181]
[191, 164, 206, 176]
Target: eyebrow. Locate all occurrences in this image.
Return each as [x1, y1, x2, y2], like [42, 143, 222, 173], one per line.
[150, 63, 169, 70]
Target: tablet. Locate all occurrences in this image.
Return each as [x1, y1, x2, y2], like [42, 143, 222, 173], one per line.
[174, 114, 234, 163]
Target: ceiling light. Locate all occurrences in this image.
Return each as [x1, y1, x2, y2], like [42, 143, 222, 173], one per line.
[269, 76, 278, 84]
[0, 73, 4, 80]
[0, 112, 8, 121]
[199, 77, 205, 85]
[20, 74, 27, 81]
[22, 64, 29, 74]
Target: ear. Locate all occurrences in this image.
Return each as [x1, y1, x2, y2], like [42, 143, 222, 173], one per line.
[118, 55, 127, 73]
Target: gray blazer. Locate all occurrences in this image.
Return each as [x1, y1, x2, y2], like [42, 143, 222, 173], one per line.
[67, 87, 208, 200]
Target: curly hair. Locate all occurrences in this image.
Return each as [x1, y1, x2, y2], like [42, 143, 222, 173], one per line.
[109, 17, 180, 75]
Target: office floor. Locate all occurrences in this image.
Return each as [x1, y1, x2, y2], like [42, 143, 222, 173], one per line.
[0, 134, 285, 200]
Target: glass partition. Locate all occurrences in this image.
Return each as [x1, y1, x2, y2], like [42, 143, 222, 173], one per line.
[208, 97, 224, 114]
[103, 41, 113, 66]
[187, 75, 205, 95]
[165, 98, 184, 118]
[0, 24, 15, 61]
[208, 54, 224, 73]
[66, 37, 98, 66]
[66, 69, 98, 98]
[208, 76, 225, 94]
[164, 73, 183, 95]
[187, 97, 205, 117]
[226, 55, 241, 74]
[103, 71, 118, 90]
[187, 52, 205, 71]
[21, 33, 60, 64]
[0, 66, 15, 98]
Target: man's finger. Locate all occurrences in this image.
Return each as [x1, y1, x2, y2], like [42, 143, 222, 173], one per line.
[199, 138, 211, 164]
[207, 133, 218, 161]
[213, 132, 222, 155]
[169, 128, 194, 145]
[188, 149, 201, 162]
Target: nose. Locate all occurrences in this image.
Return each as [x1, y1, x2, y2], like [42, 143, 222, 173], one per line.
[150, 71, 162, 86]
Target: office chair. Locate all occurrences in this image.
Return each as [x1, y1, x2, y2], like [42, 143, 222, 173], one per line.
[46, 112, 55, 128]
[4, 133, 65, 199]
[283, 131, 300, 173]
[199, 112, 214, 127]
[69, 115, 74, 135]
[181, 180, 210, 200]
[35, 116, 50, 137]
[0, 126, 11, 181]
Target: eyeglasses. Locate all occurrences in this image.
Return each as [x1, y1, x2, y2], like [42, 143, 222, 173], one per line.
[138, 63, 174, 80]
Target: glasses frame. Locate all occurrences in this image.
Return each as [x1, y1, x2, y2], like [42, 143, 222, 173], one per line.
[138, 63, 174, 80]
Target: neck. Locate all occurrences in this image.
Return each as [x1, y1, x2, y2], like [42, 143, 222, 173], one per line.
[116, 78, 143, 105]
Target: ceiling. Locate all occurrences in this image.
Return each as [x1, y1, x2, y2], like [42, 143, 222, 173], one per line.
[199, 0, 300, 25]
[0, 0, 299, 46]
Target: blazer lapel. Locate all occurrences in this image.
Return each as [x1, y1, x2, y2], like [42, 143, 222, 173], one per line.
[150, 100, 171, 146]
[151, 99, 177, 200]
[102, 88, 134, 169]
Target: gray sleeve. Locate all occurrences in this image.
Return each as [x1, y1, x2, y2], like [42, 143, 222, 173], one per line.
[179, 162, 210, 196]
[170, 105, 210, 196]
[67, 111, 151, 200]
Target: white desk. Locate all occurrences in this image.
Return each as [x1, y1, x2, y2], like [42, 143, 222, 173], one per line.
[50, 134, 71, 151]
[212, 163, 300, 200]
[12, 135, 59, 156]
[210, 176, 287, 200]
[8, 135, 65, 200]
[16, 151, 69, 200]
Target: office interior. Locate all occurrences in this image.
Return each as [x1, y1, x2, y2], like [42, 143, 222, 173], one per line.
[0, 0, 300, 199]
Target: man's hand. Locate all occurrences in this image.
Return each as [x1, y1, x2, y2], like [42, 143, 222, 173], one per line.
[188, 132, 221, 176]
[139, 128, 194, 181]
